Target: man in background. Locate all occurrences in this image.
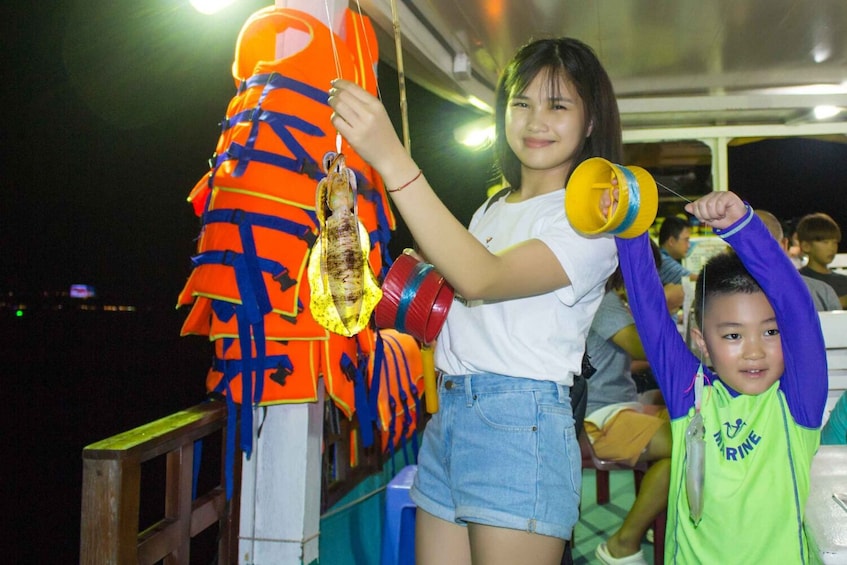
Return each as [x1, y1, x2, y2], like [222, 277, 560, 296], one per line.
[657, 216, 697, 285]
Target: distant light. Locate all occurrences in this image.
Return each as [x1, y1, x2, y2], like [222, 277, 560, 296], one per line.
[190, 0, 237, 15]
[70, 284, 97, 299]
[15, 309, 23, 317]
[813, 105, 840, 120]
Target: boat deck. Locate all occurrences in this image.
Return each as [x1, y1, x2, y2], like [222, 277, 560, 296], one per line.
[573, 467, 657, 563]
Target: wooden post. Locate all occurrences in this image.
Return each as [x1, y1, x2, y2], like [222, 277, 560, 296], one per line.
[237, 3, 347, 563]
[80, 457, 141, 564]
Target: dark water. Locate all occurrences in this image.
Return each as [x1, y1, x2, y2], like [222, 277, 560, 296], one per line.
[4, 306, 213, 563]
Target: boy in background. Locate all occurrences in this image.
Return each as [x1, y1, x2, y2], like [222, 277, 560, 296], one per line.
[797, 212, 847, 308]
[614, 191, 828, 563]
[755, 209, 841, 311]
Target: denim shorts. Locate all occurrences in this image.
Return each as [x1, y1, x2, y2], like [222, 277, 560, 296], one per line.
[409, 372, 581, 540]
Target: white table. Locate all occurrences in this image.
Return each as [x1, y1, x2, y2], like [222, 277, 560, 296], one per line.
[806, 445, 847, 564]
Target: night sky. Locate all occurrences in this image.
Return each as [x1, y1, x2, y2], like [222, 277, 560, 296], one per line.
[2, 2, 845, 309]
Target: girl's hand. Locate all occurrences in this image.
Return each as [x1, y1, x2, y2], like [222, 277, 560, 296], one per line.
[599, 178, 620, 219]
[684, 191, 745, 230]
[328, 79, 409, 177]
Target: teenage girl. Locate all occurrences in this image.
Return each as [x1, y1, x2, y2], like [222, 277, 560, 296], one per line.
[329, 37, 621, 565]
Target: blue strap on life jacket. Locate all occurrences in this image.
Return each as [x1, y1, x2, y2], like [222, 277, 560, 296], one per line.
[203, 208, 317, 248]
[216, 73, 327, 182]
[199, 208, 317, 306]
[379, 338, 398, 476]
[211, 353, 295, 389]
[192, 439, 203, 500]
[206, 295, 268, 496]
[382, 332, 421, 461]
[232, 304, 266, 474]
[340, 351, 375, 448]
[212, 331, 240, 501]
[212, 302, 237, 324]
[382, 334, 413, 466]
[239, 72, 329, 103]
[369, 330, 386, 437]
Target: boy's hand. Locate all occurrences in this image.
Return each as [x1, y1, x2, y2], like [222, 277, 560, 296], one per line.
[684, 191, 746, 231]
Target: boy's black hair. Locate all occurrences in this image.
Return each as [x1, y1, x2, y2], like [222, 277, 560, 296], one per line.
[692, 250, 762, 327]
[493, 37, 622, 191]
[796, 212, 842, 243]
[658, 215, 692, 246]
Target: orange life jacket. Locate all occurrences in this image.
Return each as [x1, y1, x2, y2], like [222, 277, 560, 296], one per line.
[368, 329, 425, 463]
[177, 7, 402, 474]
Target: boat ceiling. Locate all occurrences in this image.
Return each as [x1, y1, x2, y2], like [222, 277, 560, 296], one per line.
[359, 0, 847, 133]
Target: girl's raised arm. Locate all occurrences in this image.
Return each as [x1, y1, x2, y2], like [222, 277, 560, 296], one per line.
[329, 79, 572, 301]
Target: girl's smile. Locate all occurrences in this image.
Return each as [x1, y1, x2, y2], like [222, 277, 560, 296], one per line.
[504, 70, 590, 196]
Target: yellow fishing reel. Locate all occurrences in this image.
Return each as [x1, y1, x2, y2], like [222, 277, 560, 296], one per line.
[565, 157, 659, 238]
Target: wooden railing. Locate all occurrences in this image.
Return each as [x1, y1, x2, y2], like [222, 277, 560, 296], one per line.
[80, 400, 240, 564]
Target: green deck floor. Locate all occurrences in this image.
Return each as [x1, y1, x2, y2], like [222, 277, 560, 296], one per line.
[573, 467, 657, 564]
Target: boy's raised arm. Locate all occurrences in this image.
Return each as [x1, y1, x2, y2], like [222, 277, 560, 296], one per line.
[616, 234, 700, 420]
[696, 195, 828, 428]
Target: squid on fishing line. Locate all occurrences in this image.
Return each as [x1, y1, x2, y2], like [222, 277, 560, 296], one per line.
[308, 150, 382, 337]
[685, 364, 707, 526]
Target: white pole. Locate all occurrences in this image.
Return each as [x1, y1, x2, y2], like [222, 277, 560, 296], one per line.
[238, 2, 347, 564]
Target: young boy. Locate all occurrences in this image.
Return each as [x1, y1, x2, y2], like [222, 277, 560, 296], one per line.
[615, 191, 828, 563]
[797, 212, 847, 309]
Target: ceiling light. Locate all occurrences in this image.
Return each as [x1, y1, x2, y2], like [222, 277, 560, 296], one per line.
[467, 96, 493, 114]
[454, 117, 495, 149]
[813, 105, 840, 120]
[813, 46, 831, 63]
[190, 0, 237, 15]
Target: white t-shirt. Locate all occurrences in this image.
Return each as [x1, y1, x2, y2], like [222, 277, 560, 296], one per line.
[435, 189, 618, 385]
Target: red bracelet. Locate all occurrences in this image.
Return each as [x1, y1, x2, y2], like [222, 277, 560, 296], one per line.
[387, 169, 422, 193]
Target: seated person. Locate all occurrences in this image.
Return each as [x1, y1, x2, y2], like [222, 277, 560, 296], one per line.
[585, 265, 671, 565]
[755, 210, 841, 311]
[797, 212, 847, 308]
[822, 391, 847, 445]
[782, 219, 806, 269]
[658, 215, 698, 285]
[652, 239, 685, 316]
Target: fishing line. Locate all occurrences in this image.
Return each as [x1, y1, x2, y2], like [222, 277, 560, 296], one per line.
[353, 0, 382, 101]
[324, 1, 344, 80]
[325, 0, 344, 153]
[656, 179, 694, 204]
